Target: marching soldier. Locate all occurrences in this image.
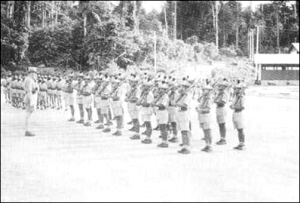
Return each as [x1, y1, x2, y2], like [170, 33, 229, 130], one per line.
[98, 74, 112, 132]
[65, 75, 76, 121]
[214, 79, 229, 145]
[125, 73, 141, 140]
[154, 80, 170, 148]
[82, 75, 94, 126]
[74, 73, 85, 124]
[39, 78, 48, 110]
[138, 76, 154, 144]
[176, 77, 193, 154]
[56, 76, 64, 110]
[110, 74, 125, 136]
[24, 67, 39, 137]
[167, 76, 180, 143]
[230, 81, 246, 150]
[93, 74, 104, 128]
[196, 82, 214, 152]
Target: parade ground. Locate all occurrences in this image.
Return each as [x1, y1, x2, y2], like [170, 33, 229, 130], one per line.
[1, 86, 299, 202]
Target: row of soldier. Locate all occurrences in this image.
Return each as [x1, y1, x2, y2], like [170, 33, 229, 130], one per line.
[1, 69, 246, 154]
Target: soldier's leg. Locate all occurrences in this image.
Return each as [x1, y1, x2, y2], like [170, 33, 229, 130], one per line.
[68, 105, 75, 121]
[103, 107, 111, 132]
[96, 109, 105, 129]
[169, 122, 178, 143]
[216, 123, 227, 145]
[130, 119, 140, 140]
[157, 124, 168, 147]
[113, 116, 123, 136]
[77, 104, 84, 123]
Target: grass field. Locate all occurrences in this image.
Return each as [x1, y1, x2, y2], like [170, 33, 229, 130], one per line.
[1, 86, 299, 202]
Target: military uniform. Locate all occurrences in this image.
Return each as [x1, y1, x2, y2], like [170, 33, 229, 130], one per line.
[98, 75, 112, 132]
[230, 83, 246, 150]
[75, 75, 85, 123]
[82, 75, 94, 126]
[110, 75, 125, 136]
[65, 77, 76, 121]
[39, 80, 48, 110]
[167, 77, 180, 143]
[139, 78, 154, 144]
[176, 78, 193, 154]
[94, 76, 105, 129]
[155, 81, 170, 148]
[196, 84, 214, 152]
[214, 80, 229, 145]
[126, 74, 141, 140]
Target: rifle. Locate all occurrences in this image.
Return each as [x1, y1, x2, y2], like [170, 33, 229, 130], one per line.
[110, 79, 126, 98]
[175, 79, 199, 104]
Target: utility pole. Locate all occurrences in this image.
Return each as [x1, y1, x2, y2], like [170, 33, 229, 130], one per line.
[174, 1, 177, 40]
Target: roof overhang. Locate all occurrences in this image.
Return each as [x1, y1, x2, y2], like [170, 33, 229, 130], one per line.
[254, 54, 299, 65]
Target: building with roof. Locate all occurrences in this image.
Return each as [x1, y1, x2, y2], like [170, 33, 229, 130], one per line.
[254, 44, 299, 85]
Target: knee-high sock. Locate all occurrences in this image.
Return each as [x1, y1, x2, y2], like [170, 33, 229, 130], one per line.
[133, 119, 140, 133]
[171, 122, 178, 137]
[70, 105, 75, 117]
[219, 123, 226, 139]
[116, 116, 123, 130]
[145, 121, 152, 137]
[181, 131, 186, 146]
[160, 124, 168, 141]
[204, 129, 212, 146]
[238, 129, 245, 143]
[79, 104, 84, 119]
[25, 112, 32, 132]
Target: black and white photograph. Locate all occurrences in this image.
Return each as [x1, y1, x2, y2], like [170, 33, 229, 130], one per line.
[1, 1, 299, 202]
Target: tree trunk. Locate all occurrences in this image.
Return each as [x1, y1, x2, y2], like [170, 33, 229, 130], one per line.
[215, 1, 219, 54]
[223, 29, 226, 47]
[55, 2, 59, 25]
[83, 12, 87, 37]
[132, 1, 137, 34]
[211, 2, 215, 29]
[27, 1, 31, 28]
[51, 1, 54, 29]
[174, 1, 177, 40]
[276, 4, 280, 53]
[7, 1, 15, 19]
[42, 3, 45, 28]
[164, 6, 168, 38]
[236, 3, 239, 49]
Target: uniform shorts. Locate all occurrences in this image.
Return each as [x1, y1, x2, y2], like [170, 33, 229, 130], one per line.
[216, 107, 227, 124]
[198, 113, 211, 130]
[128, 102, 139, 119]
[156, 110, 168, 124]
[65, 93, 75, 106]
[24, 93, 38, 112]
[141, 107, 153, 122]
[56, 90, 63, 96]
[83, 95, 93, 109]
[177, 110, 191, 131]
[111, 100, 123, 117]
[77, 95, 84, 104]
[167, 106, 178, 123]
[232, 111, 245, 129]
